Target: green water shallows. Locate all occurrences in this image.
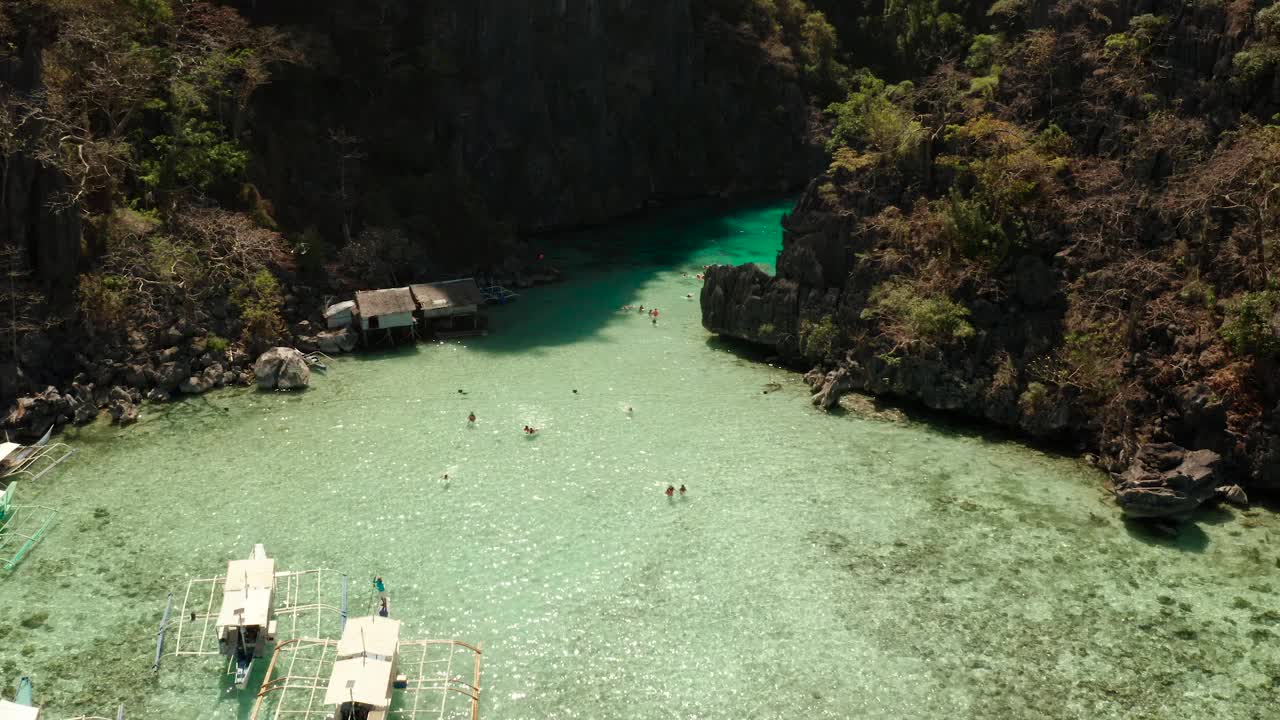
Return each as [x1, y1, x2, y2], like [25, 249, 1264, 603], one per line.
[2, 200, 1278, 720]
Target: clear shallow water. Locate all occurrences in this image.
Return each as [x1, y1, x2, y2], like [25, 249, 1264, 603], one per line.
[2, 199, 1278, 720]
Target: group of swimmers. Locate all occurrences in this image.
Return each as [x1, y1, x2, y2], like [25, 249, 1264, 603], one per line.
[465, 410, 538, 434]
[619, 304, 662, 324]
[665, 484, 687, 498]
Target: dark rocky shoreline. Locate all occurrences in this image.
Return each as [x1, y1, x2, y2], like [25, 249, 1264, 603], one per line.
[701, 193, 1263, 519]
[2, 256, 562, 442]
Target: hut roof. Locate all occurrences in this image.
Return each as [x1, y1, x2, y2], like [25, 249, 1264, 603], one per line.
[409, 279, 484, 311]
[354, 288, 416, 317]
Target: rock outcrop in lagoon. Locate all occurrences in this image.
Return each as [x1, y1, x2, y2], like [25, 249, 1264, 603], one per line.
[703, 2, 1280, 517]
[1112, 444, 1225, 519]
[253, 348, 311, 391]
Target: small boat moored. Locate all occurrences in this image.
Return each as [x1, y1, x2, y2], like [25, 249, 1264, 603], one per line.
[0, 676, 39, 720]
[0, 427, 75, 483]
[216, 544, 278, 688]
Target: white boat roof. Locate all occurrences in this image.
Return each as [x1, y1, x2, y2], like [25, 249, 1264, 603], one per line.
[0, 442, 21, 463]
[0, 699, 39, 720]
[323, 656, 394, 708]
[324, 300, 356, 317]
[217, 555, 275, 629]
[337, 616, 400, 659]
[224, 556, 276, 591]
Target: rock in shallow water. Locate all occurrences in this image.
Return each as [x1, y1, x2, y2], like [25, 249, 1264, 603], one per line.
[1112, 442, 1224, 518]
[253, 347, 310, 391]
[308, 327, 357, 354]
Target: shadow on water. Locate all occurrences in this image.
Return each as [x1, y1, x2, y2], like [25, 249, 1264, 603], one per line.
[707, 333, 1092, 456]
[468, 197, 793, 354]
[703, 334, 779, 364]
[1124, 517, 1211, 553]
[347, 341, 423, 364]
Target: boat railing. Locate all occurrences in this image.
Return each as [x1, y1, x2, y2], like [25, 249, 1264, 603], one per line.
[0, 500, 58, 571]
[3, 441, 76, 483]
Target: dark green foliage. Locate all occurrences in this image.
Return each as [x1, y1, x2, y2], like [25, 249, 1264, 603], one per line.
[862, 281, 975, 349]
[800, 314, 840, 357]
[965, 33, 1000, 72]
[234, 269, 286, 349]
[1220, 290, 1280, 357]
[825, 71, 922, 155]
[942, 189, 1008, 262]
[141, 120, 248, 195]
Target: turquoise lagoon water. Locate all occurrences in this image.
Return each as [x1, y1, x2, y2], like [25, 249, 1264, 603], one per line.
[1, 200, 1278, 720]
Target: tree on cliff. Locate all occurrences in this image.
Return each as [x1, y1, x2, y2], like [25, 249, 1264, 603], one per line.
[0, 0, 297, 355]
[21, 0, 293, 220]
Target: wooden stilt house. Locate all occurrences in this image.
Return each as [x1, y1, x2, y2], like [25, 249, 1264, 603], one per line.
[409, 278, 487, 339]
[354, 288, 418, 345]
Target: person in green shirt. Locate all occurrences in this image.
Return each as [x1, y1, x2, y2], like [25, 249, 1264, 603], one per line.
[374, 577, 386, 600]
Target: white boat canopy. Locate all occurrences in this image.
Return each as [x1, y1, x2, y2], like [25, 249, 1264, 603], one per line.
[216, 553, 276, 631]
[322, 656, 394, 709]
[336, 616, 400, 660]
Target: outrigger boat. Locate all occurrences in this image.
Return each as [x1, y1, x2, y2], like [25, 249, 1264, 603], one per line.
[158, 545, 346, 691]
[0, 676, 124, 720]
[252, 614, 482, 720]
[326, 615, 402, 720]
[0, 427, 75, 483]
[0, 483, 57, 572]
[0, 676, 38, 720]
[216, 544, 279, 687]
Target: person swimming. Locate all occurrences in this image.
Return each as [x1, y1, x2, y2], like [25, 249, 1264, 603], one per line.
[665, 485, 675, 498]
[468, 412, 476, 423]
[679, 484, 687, 496]
[686, 293, 693, 299]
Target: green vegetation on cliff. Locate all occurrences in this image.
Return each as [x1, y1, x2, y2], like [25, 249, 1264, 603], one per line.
[1, 0, 293, 354]
[703, 0, 1280, 488]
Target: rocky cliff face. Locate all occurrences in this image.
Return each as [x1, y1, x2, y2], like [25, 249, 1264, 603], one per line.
[0, 38, 81, 307]
[237, 0, 823, 237]
[702, 1, 1280, 512]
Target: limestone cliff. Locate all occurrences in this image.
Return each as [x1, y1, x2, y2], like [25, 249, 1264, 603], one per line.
[703, 1, 1280, 505]
[237, 0, 824, 239]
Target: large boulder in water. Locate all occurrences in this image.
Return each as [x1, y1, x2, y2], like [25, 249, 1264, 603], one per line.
[253, 347, 311, 391]
[1112, 443, 1223, 518]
